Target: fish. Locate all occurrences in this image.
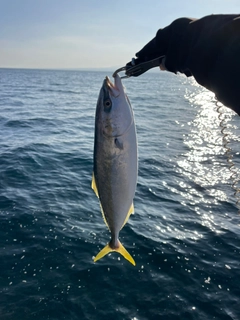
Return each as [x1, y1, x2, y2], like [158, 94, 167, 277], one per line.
[92, 74, 138, 266]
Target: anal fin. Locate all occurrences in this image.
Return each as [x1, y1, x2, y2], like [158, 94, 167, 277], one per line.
[121, 202, 134, 229]
[91, 173, 99, 197]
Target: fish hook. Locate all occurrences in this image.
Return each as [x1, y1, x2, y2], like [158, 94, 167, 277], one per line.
[112, 56, 165, 79]
[112, 67, 130, 79]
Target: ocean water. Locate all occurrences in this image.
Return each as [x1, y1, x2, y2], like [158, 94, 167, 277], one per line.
[0, 68, 240, 320]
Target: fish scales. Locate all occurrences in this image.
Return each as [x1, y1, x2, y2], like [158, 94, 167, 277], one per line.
[92, 74, 138, 265]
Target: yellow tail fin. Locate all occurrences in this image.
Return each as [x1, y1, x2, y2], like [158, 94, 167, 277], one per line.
[93, 241, 136, 266]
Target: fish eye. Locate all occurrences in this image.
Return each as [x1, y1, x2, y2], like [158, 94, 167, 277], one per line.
[104, 99, 112, 108]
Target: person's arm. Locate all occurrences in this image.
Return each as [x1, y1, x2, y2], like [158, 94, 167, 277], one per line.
[132, 14, 240, 115]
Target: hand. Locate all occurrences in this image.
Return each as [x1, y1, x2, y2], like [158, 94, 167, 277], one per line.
[134, 18, 194, 73]
[128, 15, 240, 115]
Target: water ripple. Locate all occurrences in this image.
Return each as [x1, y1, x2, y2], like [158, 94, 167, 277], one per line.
[0, 69, 240, 320]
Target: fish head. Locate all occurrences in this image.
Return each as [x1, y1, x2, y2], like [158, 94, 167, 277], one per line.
[96, 74, 133, 137]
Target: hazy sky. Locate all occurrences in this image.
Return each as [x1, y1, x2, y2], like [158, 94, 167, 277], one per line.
[0, 0, 239, 69]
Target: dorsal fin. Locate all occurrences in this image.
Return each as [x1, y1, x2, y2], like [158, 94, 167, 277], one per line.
[99, 202, 110, 230]
[91, 173, 110, 230]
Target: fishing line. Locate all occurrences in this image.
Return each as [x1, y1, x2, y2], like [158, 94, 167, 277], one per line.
[216, 102, 240, 209]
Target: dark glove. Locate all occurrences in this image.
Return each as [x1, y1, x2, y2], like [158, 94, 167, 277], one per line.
[135, 37, 161, 63]
[126, 14, 240, 115]
[126, 18, 193, 76]
[124, 37, 163, 77]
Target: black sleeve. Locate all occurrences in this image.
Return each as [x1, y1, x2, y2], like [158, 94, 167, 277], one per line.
[186, 15, 240, 114]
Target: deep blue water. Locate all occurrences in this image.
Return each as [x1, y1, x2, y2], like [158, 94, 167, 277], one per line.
[0, 68, 240, 320]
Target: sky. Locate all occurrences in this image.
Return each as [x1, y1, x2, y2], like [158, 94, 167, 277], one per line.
[0, 0, 239, 69]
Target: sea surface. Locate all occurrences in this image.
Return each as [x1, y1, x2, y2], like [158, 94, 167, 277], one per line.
[0, 68, 240, 320]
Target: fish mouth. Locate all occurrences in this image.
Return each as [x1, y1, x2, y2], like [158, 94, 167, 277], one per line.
[104, 76, 120, 98]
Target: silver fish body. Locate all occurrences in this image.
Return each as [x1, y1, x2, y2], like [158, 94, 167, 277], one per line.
[92, 74, 138, 265]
